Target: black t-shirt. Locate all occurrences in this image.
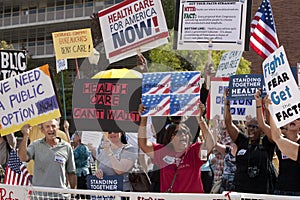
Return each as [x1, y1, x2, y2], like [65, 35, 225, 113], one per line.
[234, 132, 275, 194]
[276, 139, 300, 192]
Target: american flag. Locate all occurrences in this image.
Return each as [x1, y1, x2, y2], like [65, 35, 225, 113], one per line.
[142, 73, 171, 95]
[4, 150, 31, 186]
[170, 94, 200, 116]
[171, 72, 201, 94]
[250, 0, 279, 59]
[141, 94, 170, 116]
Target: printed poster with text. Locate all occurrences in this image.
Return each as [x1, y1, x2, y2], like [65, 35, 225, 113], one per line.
[263, 46, 300, 127]
[227, 74, 266, 100]
[207, 77, 256, 121]
[0, 50, 27, 80]
[52, 28, 93, 60]
[72, 79, 142, 132]
[141, 71, 201, 116]
[174, 0, 251, 51]
[98, 0, 169, 63]
[0, 65, 61, 136]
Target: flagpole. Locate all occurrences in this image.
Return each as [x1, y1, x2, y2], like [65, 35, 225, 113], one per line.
[60, 71, 67, 120]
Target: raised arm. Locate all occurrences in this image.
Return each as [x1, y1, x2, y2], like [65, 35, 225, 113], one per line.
[223, 88, 239, 142]
[267, 97, 299, 161]
[254, 90, 272, 141]
[18, 124, 31, 162]
[197, 102, 215, 154]
[137, 104, 154, 159]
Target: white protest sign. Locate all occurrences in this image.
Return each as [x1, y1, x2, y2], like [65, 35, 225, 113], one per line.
[0, 65, 61, 136]
[298, 63, 300, 87]
[56, 59, 68, 73]
[81, 131, 103, 148]
[98, 0, 169, 63]
[208, 77, 256, 121]
[263, 46, 300, 127]
[215, 51, 243, 77]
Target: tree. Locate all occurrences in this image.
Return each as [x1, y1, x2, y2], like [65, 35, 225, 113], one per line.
[148, 30, 251, 74]
[0, 40, 14, 50]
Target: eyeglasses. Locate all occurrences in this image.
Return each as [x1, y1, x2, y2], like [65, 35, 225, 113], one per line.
[247, 124, 259, 129]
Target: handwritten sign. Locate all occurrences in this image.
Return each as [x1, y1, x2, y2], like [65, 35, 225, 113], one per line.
[0, 50, 27, 80]
[228, 74, 266, 100]
[0, 65, 61, 136]
[52, 28, 93, 60]
[263, 46, 300, 127]
[207, 77, 256, 121]
[215, 51, 243, 77]
[72, 79, 141, 132]
[98, 0, 169, 63]
[141, 72, 201, 116]
[174, 0, 251, 51]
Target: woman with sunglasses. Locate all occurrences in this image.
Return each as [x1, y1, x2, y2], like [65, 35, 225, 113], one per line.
[223, 88, 276, 194]
[256, 91, 300, 196]
[89, 131, 137, 193]
[138, 102, 215, 193]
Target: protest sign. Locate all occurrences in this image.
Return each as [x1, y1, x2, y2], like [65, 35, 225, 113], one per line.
[72, 79, 141, 132]
[0, 65, 61, 136]
[263, 46, 300, 127]
[141, 72, 201, 116]
[207, 77, 256, 121]
[215, 51, 243, 77]
[87, 175, 123, 191]
[98, 0, 169, 63]
[174, 0, 251, 51]
[56, 59, 68, 73]
[0, 50, 27, 80]
[227, 74, 266, 100]
[52, 28, 93, 60]
[298, 63, 300, 87]
[87, 175, 122, 200]
[81, 131, 103, 148]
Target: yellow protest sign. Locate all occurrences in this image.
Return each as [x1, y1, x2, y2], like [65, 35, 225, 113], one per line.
[52, 28, 93, 60]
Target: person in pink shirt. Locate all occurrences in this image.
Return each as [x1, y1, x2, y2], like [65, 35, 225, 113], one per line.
[138, 103, 215, 193]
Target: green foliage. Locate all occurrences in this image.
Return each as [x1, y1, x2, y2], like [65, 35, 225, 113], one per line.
[0, 41, 14, 49]
[148, 31, 251, 74]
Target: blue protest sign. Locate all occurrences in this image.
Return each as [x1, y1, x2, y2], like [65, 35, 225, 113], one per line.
[86, 175, 123, 191]
[227, 74, 266, 100]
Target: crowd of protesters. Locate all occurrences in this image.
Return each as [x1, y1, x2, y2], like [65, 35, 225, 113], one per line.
[1, 84, 300, 197]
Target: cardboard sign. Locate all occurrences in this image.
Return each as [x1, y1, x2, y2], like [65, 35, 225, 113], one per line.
[207, 77, 256, 121]
[0, 50, 27, 80]
[52, 28, 93, 60]
[215, 51, 243, 77]
[141, 72, 201, 116]
[98, 0, 169, 63]
[174, 0, 251, 51]
[228, 74, 266, 100]
[0, 65, 61, 136]
[72, 79, 141, 132]
[263, 46, 300, 127]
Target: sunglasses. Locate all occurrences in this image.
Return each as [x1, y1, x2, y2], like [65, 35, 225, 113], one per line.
[247, 124, 259, 129]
